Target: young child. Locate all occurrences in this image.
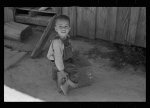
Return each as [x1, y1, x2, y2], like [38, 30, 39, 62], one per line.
[47, 15, 77, 95]
[47, 15, 92, 95]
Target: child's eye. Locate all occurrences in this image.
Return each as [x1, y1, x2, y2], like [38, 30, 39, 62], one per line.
[65, 26, 69, 28]
[58, 25, 69, 29]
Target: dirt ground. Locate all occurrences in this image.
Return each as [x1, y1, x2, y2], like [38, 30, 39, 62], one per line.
[4, 36, 146, 102]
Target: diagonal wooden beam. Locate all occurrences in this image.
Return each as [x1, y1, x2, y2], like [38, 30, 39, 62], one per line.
[31, 15, 57, 58]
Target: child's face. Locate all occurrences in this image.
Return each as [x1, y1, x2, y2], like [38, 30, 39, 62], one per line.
[55, 19, 71, 38]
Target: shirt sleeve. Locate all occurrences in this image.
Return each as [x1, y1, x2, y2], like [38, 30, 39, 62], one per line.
[53, 39, 64, 71]
[47, 40, 52, 60]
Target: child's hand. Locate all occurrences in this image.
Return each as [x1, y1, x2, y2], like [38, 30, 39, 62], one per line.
[57, 71, 68, 86]
[59, 71, 68, 78]
[58, 71, 68, 80]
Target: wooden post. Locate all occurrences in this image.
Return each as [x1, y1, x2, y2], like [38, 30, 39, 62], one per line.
[31, 15, 57, 58]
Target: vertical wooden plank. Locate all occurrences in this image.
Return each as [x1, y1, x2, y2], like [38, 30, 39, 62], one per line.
[4, 7, 14, 23]
[127, 7, 140, 45]
[70, 7, 77, 37]
[88, 7, 96, 39]
[73, 7, 77, 37]
[76, 7, 83, 36]
[115, 7, 131, 44]
[96, 7, 107, 40]
[77, 7, 96, 39]
[104, 7, 117, 41]
[62, 7, 69, 15]
[135, 7, 146, 48]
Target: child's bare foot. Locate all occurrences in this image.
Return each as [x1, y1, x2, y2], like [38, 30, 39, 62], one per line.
[57, 88, 64, 95]
[56, 81, 64, 95]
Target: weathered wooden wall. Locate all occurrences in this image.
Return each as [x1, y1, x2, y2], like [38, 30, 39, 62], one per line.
[4, 7, 146, 47]
[62, 7, 146, 48]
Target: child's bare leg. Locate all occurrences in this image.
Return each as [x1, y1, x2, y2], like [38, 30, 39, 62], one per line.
[56, 79, 64, 95]
[56, 80, 60, 91]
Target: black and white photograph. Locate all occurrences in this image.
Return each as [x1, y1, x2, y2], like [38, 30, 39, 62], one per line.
[4, 7, 146, 102]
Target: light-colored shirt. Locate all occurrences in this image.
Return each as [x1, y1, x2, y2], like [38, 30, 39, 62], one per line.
[47, 39, 65, 71]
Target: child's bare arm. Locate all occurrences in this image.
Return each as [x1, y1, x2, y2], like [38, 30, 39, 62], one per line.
[53, 39, 64, 71]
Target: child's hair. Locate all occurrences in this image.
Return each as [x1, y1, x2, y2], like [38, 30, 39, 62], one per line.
[54, 15, 70, 25]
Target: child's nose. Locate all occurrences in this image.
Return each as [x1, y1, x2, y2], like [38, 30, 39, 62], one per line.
[62, 28, 66, 31]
